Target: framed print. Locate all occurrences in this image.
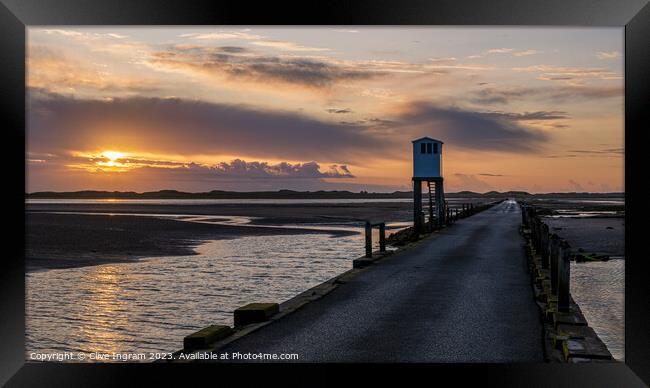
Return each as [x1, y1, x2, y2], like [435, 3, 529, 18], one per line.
[1, 0, 648, 386]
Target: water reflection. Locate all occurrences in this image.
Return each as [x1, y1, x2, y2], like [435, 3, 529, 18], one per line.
[570, 259, 625, 361]
[26, 232, 372, 360]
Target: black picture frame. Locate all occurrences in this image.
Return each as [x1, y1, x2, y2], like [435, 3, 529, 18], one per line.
[1, 0, 648, 386]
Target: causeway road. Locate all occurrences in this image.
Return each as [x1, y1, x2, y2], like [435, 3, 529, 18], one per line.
[216, 199, 543, 362]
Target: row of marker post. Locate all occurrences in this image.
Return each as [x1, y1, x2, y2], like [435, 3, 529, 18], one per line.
[440, 202, 475, 228]
[521, 204, 571, 312]
[365, 202, 493, 257]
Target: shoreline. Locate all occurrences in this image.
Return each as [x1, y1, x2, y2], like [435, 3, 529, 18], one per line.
[25, 201, 418, 271]
[26, 212, 361, 271]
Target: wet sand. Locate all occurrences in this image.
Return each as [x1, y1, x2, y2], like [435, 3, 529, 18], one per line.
[525, 197, 625, 256]
[543, 217, 624, 256]
[27, 202, 413, 225]
[26, 202, 413, 271]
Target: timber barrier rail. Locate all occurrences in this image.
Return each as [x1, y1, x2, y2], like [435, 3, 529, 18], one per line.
[520, 203, 615, 363]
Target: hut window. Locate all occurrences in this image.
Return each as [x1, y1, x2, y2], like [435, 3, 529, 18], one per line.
[426, 143, 432, 154]
[421, 143, 426, 153]
[433, 143, 438, 154]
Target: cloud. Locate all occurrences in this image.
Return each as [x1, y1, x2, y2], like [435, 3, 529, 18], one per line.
[429, 57, 458, 64]
[513, 65, 621, 81]
[27, 46, 160, 95]
[542, 154, 578, 159]
[205, 159, 354, 179]
[326, 108, 353, 114]
[180, 31, 330, 52]
[482, 48, 540, 57]
[481, 110, 570, 121]
[512, 50, 540, 57]
[28, 91, 392, 163]
[477, 173, 505, 177]
[70, 156, 354, 179]
[541, 147, 623, 159]
[33, 29, 147, 56]
[147, 45, 381, 89]
[487, 48, 515, 54]
[469, 85, 622, 105]
[41, 29, 128, 40]
[250, 40, 330, 52]
[451, 174, 495, 192]
[547, 85, 622, 100]
[27, 160, 396, 193]
[392, 101, 549, 152]
[596, 51, 621, 60]
[179, 31, 262, 40]
[566, 148, 624, 156]
[28, 151, 371, 192]
[426, 60, 495, 71]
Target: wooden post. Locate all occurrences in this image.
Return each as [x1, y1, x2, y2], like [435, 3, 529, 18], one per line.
[379, 223, 386, 252]
[413, 179, 422, 233]
[536, 220, 541, 250]
[550, 234, 560, 295]
[558, 240, 571, 312]
[540, 223, 550, 269]
[537, 217, 544, 252]
[530, 217, 537, 250]
[365, 221, 372, 258]
[535, 218, 542, 251]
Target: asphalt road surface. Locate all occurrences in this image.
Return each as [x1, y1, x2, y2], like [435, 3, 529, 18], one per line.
[217, 200, 543, 362]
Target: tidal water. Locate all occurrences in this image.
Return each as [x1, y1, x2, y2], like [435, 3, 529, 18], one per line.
[26, 222, 396, 359]
[543, 214, 625, 361]
[570, 259, 625, 361]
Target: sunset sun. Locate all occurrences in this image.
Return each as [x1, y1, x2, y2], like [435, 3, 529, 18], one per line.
[102, 151, 126, 161]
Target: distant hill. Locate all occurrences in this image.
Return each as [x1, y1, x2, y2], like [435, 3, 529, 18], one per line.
[26, 190, 624, 200]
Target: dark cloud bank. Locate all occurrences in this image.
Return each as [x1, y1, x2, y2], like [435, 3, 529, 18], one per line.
[28, 89, 389, 162]
[28, 91, 557, 191]
[395, 101, 549, 152]
[30, 92, 553, 163]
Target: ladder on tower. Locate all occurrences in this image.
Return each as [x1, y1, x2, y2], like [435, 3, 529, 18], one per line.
[427, 181, 435, 231]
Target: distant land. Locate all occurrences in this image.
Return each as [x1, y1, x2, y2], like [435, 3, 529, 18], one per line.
[26, 190, 625, 200]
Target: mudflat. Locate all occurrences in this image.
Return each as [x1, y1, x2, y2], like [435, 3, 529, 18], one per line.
[26, 202, 412, 271]
[27, 202, 413, 224]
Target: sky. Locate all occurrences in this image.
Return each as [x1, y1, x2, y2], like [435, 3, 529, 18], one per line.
[26, 27, 624, 193]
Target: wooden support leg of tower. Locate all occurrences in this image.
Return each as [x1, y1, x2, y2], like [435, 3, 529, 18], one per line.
[413, 180, 423, 233]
